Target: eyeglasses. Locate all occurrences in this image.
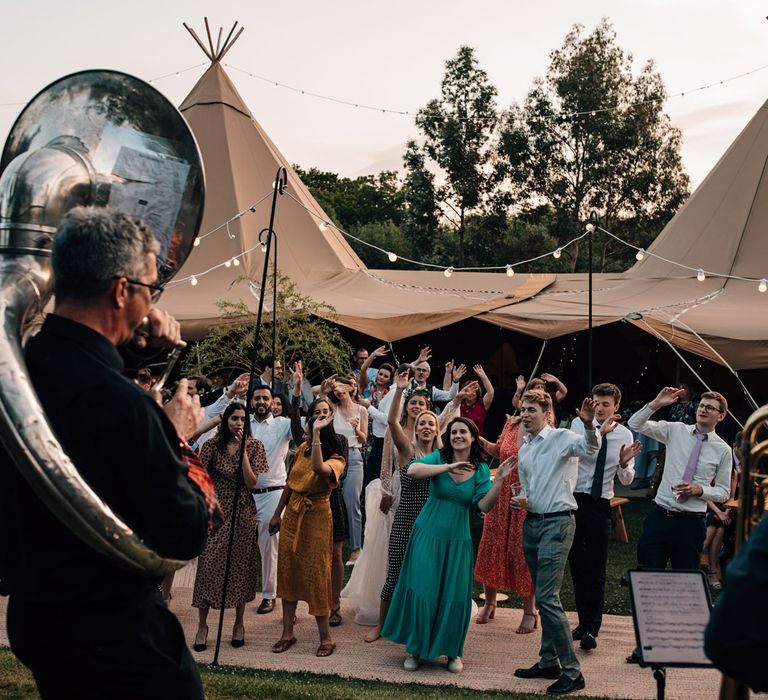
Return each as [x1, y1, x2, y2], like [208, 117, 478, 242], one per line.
[117, 276, 164, 302]
[699, 403, 723, 413]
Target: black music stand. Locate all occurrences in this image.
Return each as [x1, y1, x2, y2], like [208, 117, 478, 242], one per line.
[626, 568, 714, 700]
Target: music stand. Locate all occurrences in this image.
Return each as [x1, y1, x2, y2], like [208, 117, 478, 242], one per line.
[626, 568, 714, 700]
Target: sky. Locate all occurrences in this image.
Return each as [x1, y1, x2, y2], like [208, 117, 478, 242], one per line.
[2, 0, 768, 190]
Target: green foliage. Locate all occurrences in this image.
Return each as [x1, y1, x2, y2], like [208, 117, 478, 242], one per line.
[413, 46, 499, 267]
[293, 166, 405, 230]
[401, 140, 439, 257]
[497, 19, 689, 271]
[181, 271, 351, 382]
[345, 221, 416, 269]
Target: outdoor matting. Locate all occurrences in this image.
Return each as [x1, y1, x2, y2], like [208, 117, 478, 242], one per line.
[2, 574, 761, 699]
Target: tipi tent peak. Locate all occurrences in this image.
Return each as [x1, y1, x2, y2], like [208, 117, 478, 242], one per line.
[183, 18, 244, 64]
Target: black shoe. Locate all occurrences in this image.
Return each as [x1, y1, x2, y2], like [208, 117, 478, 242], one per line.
[257, 598, 275, 614]
[192, 626, 208, 652]
[626, 650, 641, 664]
[580, 632, 597, 650]
[231, 637, 245, 648]
[515, 662, 562, 679]
[547, 673, 585, 694]
[571, 626, 585, 641]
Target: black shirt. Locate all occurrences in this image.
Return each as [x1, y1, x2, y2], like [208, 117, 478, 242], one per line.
[0, 314, 208, 604]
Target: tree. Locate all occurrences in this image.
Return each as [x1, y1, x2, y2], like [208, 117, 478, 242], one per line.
[498, 20, 689, 271]
[181, 271, 351, 382]
[400, 140, 439, 258]
[413, 46, 499, 267]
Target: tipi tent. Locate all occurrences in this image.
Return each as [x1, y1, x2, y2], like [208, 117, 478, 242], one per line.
[159, 23, 549, 340]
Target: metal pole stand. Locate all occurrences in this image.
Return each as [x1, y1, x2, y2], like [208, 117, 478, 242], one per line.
[652, 666, 666, 700]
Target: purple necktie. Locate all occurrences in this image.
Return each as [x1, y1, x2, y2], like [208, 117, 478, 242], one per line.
[677, 431, 707, 502]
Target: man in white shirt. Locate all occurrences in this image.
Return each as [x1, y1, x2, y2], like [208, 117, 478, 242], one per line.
[569, 383, 640, 652]
[628, 387, 731, 571]
[513, 390, 599, 695]
[248, 384, 295, 614]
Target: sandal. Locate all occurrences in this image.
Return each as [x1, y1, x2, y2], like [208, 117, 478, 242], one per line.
[271, 637, 297, 653]
[329, 607, 342, 627]
[516, 613, 538, 634]
[708, 571, 722, 590]
[316, 641, 336, 657]
[475, 604, 496, 624]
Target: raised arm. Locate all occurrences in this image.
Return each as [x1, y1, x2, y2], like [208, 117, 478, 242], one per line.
[309, 414, 337, 477]
[357, 345, 388, 394]
[474, 364, 495, 409]
[541, 372, 567, 403]
[408, 457, 473, 480]
[477, 457, 515, 512]
[512, 374, 526, 410]
[627, 387, 683, 441]
[387, 372, 412, 459]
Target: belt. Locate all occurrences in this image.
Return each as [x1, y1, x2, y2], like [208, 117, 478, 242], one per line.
[526, 510, 574, 520]
[655, 505, 705, 519]
[252, 485, 284, 495]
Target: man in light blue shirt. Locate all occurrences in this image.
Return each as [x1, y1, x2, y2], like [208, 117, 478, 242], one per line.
[514, 390, 600, 695]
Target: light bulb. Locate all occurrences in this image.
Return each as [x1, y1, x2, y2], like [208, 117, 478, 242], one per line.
[193, 238, 201, 247]
[224, 259, 231, 268]
[260, 242, 267, 253]
[585, 223, 595, 233]
[190, 276, 198, 287]
[388, 252, 398, 263]
[697, 269, 706, 282]
[232, 257, 240, 267]
[505, 264, 515, 277]
[553, 248, 562, 259]
[444, 267, 454, 278]
[636, 249, 645, 261]
[759, 278, 767, 293]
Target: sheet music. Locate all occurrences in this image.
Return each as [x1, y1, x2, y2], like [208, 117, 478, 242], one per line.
[629, 570, 713, 665]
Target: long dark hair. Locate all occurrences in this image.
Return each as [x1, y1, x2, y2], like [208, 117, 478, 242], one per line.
[216, 402, 251, 452]
[440, 416, 486, 467]
[305, 397, 344, 461]
[327, 375, 356, 405]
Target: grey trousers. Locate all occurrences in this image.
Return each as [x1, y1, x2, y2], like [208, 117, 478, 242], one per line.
[523, 514, 580, 678]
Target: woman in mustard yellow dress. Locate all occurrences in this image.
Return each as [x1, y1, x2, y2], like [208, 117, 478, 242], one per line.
[269, 401, 346, 657]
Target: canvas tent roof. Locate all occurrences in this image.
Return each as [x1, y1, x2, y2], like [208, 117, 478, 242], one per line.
[159, 53, 555, 341]
[160, 33, 768, 369]
[478, 99, 768, 369]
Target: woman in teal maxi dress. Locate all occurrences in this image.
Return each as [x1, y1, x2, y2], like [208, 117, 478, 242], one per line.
[381, 416, 514, 670]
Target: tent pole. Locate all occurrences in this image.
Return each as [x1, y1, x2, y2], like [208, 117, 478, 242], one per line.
[588, 211, 599, 392]
[211, 166, 288, 666]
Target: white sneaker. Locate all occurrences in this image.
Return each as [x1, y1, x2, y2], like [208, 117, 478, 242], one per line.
[404, 654, 420, 671]
[447, 657, 463, 673]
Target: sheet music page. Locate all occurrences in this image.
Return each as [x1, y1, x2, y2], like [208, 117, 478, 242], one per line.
[629, 570, 713, 665]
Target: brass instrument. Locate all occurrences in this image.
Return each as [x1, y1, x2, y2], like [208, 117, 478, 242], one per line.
[719, 404, 768, 700]
[0, 70, 205, 576]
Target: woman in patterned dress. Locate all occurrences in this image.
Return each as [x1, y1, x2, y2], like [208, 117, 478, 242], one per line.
[192, 402, 269, 649]
[475, 415, 537, 632]
[269, 408, 346, 657]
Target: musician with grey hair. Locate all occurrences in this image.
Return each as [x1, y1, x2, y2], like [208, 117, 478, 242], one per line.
[0, 207, 210, 699]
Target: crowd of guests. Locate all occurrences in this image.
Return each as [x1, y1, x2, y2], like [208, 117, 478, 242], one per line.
[141, 346, 739, 695]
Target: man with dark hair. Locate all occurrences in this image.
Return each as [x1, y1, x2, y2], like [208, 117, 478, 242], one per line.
[569, 383, 640, 651]
[514, 390, 599, 695]
[256, 355, 287, 397]
[0, 207, 210, 699]
[247, 381, 300, 614]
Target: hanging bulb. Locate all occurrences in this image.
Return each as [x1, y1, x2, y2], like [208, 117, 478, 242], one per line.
[444, 266, 454, 278]
[260, 242, 267, 253]
[232, 257, 240, 267]
[193, 238, 201, 247]
[697, 269, 706, 282]
[636, 248, 645, 261]
[388, 252, 398, 263]
[505, 264, 515, 277]
[553, 248, 562, 259]
[190, 275, 198, 287]
[224, 259, 231, 268]
[759, 278, 767, 293]
[585, 223, 595, 233]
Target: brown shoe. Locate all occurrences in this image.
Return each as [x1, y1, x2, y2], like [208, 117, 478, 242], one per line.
[316, 641, 336, 657]
[271, 637, 297, 653]
[257, 598, 275, 614]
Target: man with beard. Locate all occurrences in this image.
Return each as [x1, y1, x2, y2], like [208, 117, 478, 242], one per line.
[248, 381, 301, 614]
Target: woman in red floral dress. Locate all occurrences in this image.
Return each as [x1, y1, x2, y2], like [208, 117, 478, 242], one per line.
[475, 416, 537, 633]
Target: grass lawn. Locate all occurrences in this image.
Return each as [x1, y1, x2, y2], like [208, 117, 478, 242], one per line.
[0, 648, 619, 700]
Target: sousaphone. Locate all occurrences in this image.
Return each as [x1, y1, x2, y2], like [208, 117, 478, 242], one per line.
[0, 70, 205, 575]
